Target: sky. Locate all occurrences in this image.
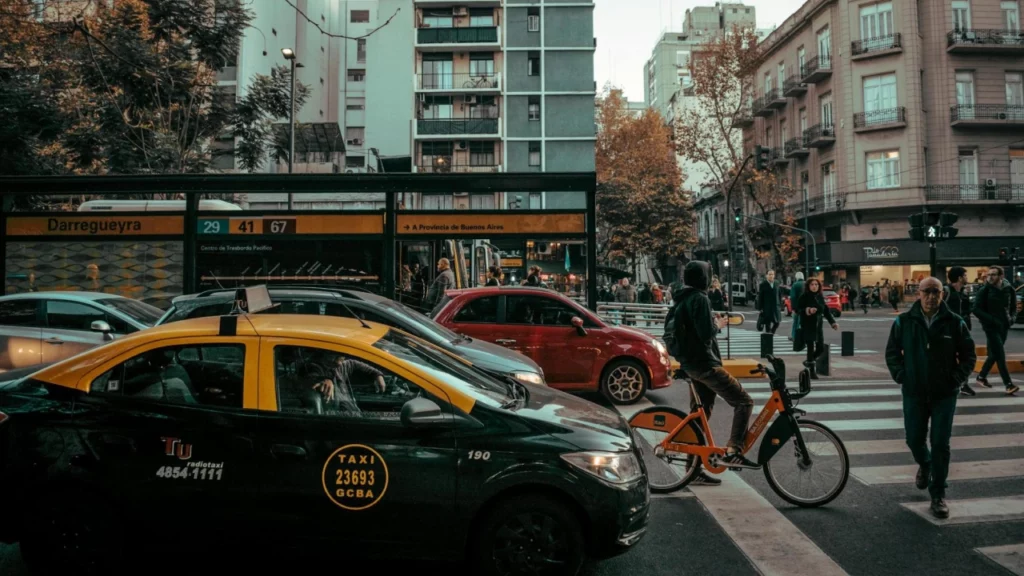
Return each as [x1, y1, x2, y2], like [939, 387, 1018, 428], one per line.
[594, 0, 806, 102]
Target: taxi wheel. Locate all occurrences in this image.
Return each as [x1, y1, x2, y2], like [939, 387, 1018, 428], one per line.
[473, 494, 585, 576]
[600, 359, 649, 406]
[21, 496, 123, 576]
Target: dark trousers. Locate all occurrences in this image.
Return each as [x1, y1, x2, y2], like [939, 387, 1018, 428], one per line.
[806, 340, 819, 365]
[903, 393, 957, 499]
[689, 367, 755, 450]
[764, 320, 779, 334]
[980, 328, 1011, 386]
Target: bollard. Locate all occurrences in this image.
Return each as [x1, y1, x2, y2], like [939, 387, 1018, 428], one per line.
[815, 343, 831, 376]
[841, 331, 855, 356]
[760, 333, 774, 358]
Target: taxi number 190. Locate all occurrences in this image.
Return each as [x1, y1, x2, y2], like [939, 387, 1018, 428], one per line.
[156, 466, 224, 481]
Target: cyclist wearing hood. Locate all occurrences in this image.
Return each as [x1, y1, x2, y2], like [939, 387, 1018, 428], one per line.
[673, 261, 760, 471]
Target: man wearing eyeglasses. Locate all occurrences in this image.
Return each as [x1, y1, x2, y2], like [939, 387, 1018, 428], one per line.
[972, 265, 1019, 396]
[886, 276, 976, 519]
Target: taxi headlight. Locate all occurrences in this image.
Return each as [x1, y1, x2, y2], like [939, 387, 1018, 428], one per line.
[561, 451, 643, 485]
[512, 371, 545, 386]
[651, 339, 667, 356]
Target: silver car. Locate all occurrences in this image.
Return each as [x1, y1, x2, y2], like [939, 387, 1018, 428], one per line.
[0, 292, 164, 371]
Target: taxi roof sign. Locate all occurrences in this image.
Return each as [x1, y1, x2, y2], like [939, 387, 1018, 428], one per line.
[220, 285, 277, 336]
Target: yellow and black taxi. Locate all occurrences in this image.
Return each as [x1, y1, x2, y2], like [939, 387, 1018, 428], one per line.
[0, 288, 649, 575]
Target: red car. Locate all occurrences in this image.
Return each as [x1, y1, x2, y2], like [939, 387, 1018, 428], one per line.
[431, 286, 673, 405]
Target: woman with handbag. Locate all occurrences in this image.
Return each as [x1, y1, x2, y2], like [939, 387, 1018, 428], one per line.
[797, 278, 839, 379]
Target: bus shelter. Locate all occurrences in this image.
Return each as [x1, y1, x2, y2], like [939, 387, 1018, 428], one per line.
[1, 173, 599, 311]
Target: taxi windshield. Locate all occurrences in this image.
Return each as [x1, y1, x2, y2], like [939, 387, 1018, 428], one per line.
[372, 329, 511, 407]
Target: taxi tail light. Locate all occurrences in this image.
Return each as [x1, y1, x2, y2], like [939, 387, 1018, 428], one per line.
[0, 411, 7, 425]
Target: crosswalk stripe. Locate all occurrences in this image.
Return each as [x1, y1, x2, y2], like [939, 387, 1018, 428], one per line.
[615, 397, 654, 420]
[755, 396, 1024, 414]
[688, 472, 850, 576]
[820, 411, 1024, 431]
[852, 459, 1024, 485]
[900, 495, 1024, 527]
[750, 388, 1010, 400]
[713, 328, 878, 356]
[839, 434, 1024, 455]
[742, 380, 896, 391]
[976, 543, 1024, 575]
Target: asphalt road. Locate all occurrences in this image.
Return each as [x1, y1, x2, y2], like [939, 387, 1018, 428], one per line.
[3, 307, 1023, 575]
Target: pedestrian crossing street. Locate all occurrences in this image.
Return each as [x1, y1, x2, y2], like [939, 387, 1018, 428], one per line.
[616, 375, 1024, 575]
[719, 327, 878, 356]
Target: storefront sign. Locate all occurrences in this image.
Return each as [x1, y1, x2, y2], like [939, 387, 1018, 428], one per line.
[7, 215, 184, 236]
[397, 213, 586, 235]
[862, 246, 900, 260]
[198, 214, 383, 236]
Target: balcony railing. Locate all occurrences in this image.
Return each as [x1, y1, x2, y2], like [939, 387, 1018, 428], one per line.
[783, 74, 807, 97]
[946, 29, 1024, 52]
[784, 137, 809, 158]
[770, 147, 789, 165]
[417, 26, 499, 45]
[925, 184, 1024, 202]
[417, 157, 501, 173]
[417, 73, 500, 91]
[766, 88, 787, 109]
[803, 123, 835, 147]
[731, 107, 754, 128]
[800, 54, 832, 83]
[853, 106, 907, 130]
[851, 33, 902, 57]
[416, 118, 499, 135]
[752, 94, 772, 117]
[950, 104, 1024, 125]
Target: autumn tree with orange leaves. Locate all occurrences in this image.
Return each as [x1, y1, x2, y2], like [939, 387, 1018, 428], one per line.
[673, 27, 801, 275]
[596, 87, 695, 273]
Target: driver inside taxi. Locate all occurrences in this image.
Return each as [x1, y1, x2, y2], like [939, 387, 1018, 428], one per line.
[311, 353, 387, 413]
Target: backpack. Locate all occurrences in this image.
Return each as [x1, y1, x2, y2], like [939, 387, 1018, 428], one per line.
[663, 302, 688, 358]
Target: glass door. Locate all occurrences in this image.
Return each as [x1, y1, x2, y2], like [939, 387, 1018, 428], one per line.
[956, 71, 975, 119]
[959, 150, 978, 199]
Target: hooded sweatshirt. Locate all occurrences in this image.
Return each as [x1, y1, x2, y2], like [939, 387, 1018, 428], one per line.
[673, 261, 722, 375]
[973, 278, 1017, 332]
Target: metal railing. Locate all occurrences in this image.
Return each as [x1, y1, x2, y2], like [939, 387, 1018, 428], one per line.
[417, 26, 499, 44]
[416, 118, 499, 135]
[417, 73, 500, 90]
[800, 54, 832, 80]
[950, 104, 1024, 123]
[596, 303, 746, 360]
[851, 33, 902, 56]
[783, 74, 807, 95]
[731, 107, 754, 127]
[946, 28, 1024, 49]
[925, 184, 1024, 202]
[854, 106, 906, 128]
[770, 147, 788, 164]
[785, 137, 808, 156]
[417, 157, 500, 173]
[803, 123, 835, 145]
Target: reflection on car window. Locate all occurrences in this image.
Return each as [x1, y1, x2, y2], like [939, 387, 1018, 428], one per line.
[506, 295, 577, 326]
[273, 345, 424, 420]
[91, 344, 245, 409]
[453, 296, 498, 323]
[97, 297, 164, 326]
[0, 300, 40, 327]
[46, 301, 105, 331]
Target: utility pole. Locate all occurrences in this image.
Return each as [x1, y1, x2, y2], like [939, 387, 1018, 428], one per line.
[724, 153, 753, 313]
[282, 48, 302, 210]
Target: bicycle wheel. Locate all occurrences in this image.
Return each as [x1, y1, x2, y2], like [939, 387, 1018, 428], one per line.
[763, 418, 849, 507]
[628, 406, 706, 493]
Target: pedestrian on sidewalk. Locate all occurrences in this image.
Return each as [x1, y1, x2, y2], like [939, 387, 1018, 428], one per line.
[944, 266, 976, 397]
[757, 270, 781, 334]
[796, 278, 838, 379]
[972, 265, 1019, 395]
[789, 271, 805, 344]
[885, 276, 976, 519]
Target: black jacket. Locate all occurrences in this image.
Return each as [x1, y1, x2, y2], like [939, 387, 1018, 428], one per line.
[943, 283, 972, 330]
[673, 262, 722, 375]
[886, 301, 976, 399]
[796, 290, 835, 345]
[757, 280, 781, 323]
[708, 288, 726, 311]
[973, 279, 1016, 332]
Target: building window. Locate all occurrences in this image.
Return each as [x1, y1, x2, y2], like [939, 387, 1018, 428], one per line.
[528, 8, 540, 32]
[952, 1, 971, 30]
[468, 96, 497, 119]
[347, 69, 365, 82]
[764, 72, 772, 93]
[956, 71, 975, 118]
[528, 51, 540, 76]
[421, 95, 452, 119]
[777, 62, 785, 91]
[860, 2, 894, 41]
[866, 151, 900, 189]
[346, 127, 365, 145]
[676, 50, 690, 67]
[817, 26, 831, 65]
[469, 141, 495, 166]
[356, 39, 366, 62]
[528, 96, 540, 121]
[350, 10, 369, 23]
[528, 141, 541, 166]
[346, 98, 365, 111]
[422, 54, 453, 89]
[1008, 72, 1024, 107]
[469, 8, 494, 27]
[822, 163, 835, 206]
[799, 107, 808, 133]
[1010, 149, 1024, 188]
[779, 119, 787, 143]
[469, 52, 494, 77]
[422, 8, 453, 28]
[958, 149, 977, 191]
[797, 46, 806, 73]
[863, 73, 898, 122]
[346, 156, 366, 168]
[1005, 1, 1021, 31]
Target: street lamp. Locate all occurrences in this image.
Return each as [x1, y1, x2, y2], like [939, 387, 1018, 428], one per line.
[282, 48, 303, 210]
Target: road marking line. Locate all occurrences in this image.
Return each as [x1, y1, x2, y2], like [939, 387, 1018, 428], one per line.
[976, 543, 1024, 574]
[852, 459, 1024, 485]
[750, 388, 1009, 400]
[651, 491, 696, 500]
[821, 411, 1024, 431]
[688, 472, 849, 576]
[838, 434, 1024, 455]
[615, 397, 654, 420]
[754, 396, 1024, 414]
[900, 496, 1024, 527]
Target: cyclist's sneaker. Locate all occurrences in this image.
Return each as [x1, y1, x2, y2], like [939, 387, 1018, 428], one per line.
[1007, 383, 1020, 396]
[960, 384, 976, 397]
[976, 377, 992, 388]
[691, 472, 721, 486]
[721, 451, 761, 470]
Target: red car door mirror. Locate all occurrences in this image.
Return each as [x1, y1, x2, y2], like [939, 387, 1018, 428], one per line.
[571, 316, 586, 337]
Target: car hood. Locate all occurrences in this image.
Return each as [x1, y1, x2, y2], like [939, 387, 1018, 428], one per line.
[605, 324, 653, 343]
[452, 337, 544, 377]
[514, 384, 632, 452]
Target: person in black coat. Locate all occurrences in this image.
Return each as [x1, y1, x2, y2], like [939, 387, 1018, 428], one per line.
[485, 265, 503, 286]
[796, 278, 839, 379]
[757, 270, 781, 334]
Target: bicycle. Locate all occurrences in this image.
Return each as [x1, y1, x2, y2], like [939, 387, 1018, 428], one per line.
[628, 354, 850, 507]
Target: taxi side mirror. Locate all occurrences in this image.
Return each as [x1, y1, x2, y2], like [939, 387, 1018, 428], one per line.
[401, 397, 449, 428]
[571, 316, 586, 337]
[90, 320, 114, 341]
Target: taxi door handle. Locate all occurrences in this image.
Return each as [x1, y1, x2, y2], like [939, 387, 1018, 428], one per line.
[495, 339, 516, 345]
[270, 444, 307, 460]
[44, 337, 64, 345]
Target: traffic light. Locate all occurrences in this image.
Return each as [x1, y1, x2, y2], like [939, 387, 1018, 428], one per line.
[815, 260, 821, 272]
[733, 207, 742, 223]
[753, 146, 770, 171]
[908, 213, 926, 242]
[999, 247, 1009, 262]
[909, 211, 958, 243]
[939, 211, 959, 239]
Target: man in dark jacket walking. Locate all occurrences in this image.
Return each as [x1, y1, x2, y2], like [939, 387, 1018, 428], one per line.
[973, 265, 1019, 395]
[886, 277, 976, 519]
[789, 272, 805, 343]
[674, 261, 759, 473]
[944, 266, 976, 396]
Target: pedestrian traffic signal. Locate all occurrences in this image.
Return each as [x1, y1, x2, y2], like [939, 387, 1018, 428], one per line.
[908, 213, 926, 242]
[939, 211, 959, 239]
[815, 260, 821, 272]
[753, 145, 770, 171]
[999, 247, 1009, 262]
[733, 207, 742, 223]
[908, 211, 958, 242]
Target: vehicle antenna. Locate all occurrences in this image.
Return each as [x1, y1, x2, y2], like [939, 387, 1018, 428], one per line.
[339, 300, 372, 329]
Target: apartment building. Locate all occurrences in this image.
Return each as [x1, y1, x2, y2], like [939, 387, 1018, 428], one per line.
[742, 0, 1024, 287]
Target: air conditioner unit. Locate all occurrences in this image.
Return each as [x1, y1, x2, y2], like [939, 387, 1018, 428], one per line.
[351, 138, 363, 146]
[466, 95, 478, 104]
[455, 141, 467, 150]
[985, 178, 998, 188]
[453, 6, 467, 16]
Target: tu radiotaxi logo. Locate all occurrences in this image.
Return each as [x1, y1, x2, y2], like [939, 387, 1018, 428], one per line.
[162, 437, 193, 461]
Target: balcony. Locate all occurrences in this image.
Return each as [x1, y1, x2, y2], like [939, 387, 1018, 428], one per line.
[415, 0, 500, 5]
[950, 104, 1024, 127]
[925, 184, 1024, 203]
[853, 107, 907, 132]
[784, 137, 809, 158]
[803, 123, 835, 148]
[415, 116, 500, 138]
[765, 88, 787, 110]
[770, 147, 789, 166]
[416, 72, 501, 92]
[851, 33, 903, 60]
[783, 74, 807, 97]
[416, 26, 500, 51]
[800, 54, 832, 83]
[752, 94, 773, 117]
[731, 106, 754, 128]
[946, 29, 1024, 53]
[417, 157, 501, 173]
